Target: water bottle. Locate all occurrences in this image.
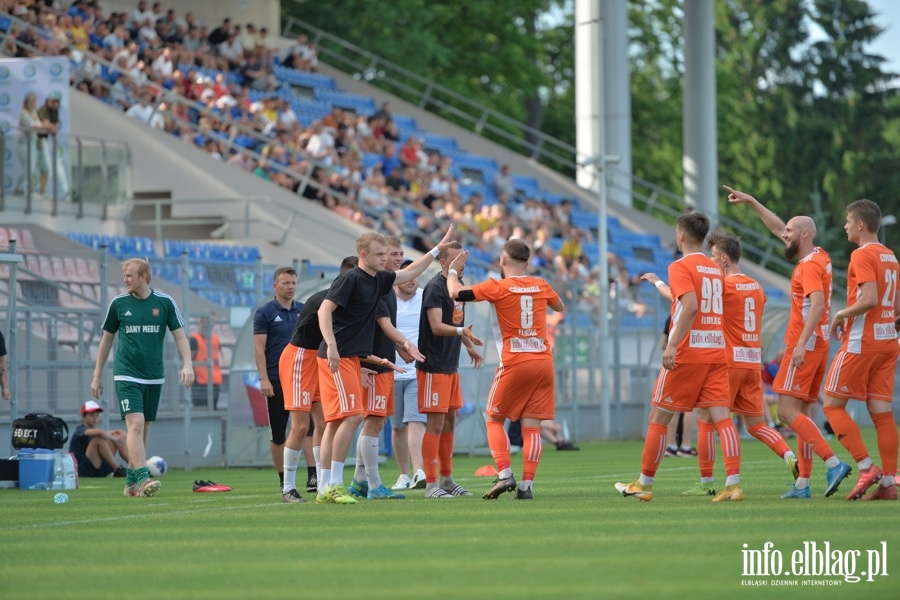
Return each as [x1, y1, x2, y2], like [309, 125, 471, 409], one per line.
[51, 453, 65, 491]
[30, 482, 49, 490]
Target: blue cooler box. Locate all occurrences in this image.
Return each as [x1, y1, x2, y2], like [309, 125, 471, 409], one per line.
[18, 449, 56, 490]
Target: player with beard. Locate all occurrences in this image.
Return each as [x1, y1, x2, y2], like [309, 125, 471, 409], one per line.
[725, 186, 851, 498]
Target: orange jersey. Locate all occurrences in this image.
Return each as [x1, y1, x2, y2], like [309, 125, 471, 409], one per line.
[470, 276, 561, 366]
[722, 274, 766, 369]
[841, 242, 899, 354]
[667, 253, 727, 364]
[786, 247, 832, 352]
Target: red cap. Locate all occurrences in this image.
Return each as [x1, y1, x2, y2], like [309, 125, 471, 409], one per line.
[81, 400, 103, 415]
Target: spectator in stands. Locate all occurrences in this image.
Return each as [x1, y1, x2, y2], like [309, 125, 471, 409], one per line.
[207, 16, 231, 46]
[127, 0, 154, 32]
[15, 93, 45, 195]
[69, 400, 128, 478]
[36, 91, 61, 198]
[190, 317, 222, 410]
[125, 91, 164, 129]
[218, 30, 244, 71]
[306, 120, 336, 169]
[254, 267, 303, 490]
[492, 164, 518, 201]
[242, 46, 276, 92]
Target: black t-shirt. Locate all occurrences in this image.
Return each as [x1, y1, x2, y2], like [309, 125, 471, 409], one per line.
[317, 267, 396, 358]
[290, 289, 327, 350]
[416, 272, 465, 374]
[0, 330, 6, 357]
[371, 290, 398, 374]
[68, 424, 90, 463]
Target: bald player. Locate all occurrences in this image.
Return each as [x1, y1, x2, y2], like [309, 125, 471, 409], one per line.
[725, 186, 851, 499]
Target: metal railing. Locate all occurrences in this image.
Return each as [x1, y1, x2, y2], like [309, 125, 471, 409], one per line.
[0, 127, 131, 219]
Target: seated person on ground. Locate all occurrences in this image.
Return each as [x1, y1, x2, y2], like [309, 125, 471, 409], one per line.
[69, 400, 128, 477]
[508, 419, 579, 451]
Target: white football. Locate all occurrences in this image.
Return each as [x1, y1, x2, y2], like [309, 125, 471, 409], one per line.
[146, 456, 167, 477]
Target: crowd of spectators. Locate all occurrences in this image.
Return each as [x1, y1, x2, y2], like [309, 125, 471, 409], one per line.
[3, 0, 656, 323]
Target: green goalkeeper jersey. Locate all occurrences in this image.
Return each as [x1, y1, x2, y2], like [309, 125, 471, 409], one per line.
[102, 289, 185, 383]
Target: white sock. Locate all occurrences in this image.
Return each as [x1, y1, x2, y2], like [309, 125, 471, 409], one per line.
[639, 474, 653, 486]
[353, 435, 366, 482]
[783, 451, 796, 463]
[796, 477, 810, 489]
[825, 456, 841, 469]
[360, 435, 381, 489]
[518, 480, 532, 491]
[283, 447, 302, 493]
[313, 446, 321, 485]
[700, 476, 714, 484]
[498, 467, 512, 479]
[858, 457, 873, 471]
[330, 461, 344, 486]
[725, 474, 740, 486]
[882, 475, 895, 487]
[319, 468, 331, 492]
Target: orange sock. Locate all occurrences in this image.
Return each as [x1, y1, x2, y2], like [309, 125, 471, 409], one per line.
[796, 436, 814, 478]
[790, 414, 835, 462]
[486, 420, 511, 472]
[822, 405, 868, 463]
[521, 426, 542, 481]
[748, 422, 792, 458]
[640, 423, 668, 478]
[872, 412, 898, 477]
[714, 418, 741, 476]
[438, 432, 454, 478]
[422, 432, 439, 483]
[697, 419, 716, 479]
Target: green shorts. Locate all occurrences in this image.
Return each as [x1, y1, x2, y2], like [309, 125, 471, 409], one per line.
[115, 380, 163, 421]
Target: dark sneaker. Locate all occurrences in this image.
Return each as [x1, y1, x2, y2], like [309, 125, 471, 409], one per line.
[282, 488, 306, 503]
[513, 487, 533, 500]
[306, 473, 317, 493]
[483, 475, 517, 499]
[114, 466, 127, 478]
[556, 441, 580, 451]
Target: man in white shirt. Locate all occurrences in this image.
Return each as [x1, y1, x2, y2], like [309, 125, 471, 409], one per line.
[125, 93, 164, 129]
[390, 259, 428, 490]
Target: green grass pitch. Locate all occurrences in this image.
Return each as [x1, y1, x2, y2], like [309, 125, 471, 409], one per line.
[0, 428, 897, 599]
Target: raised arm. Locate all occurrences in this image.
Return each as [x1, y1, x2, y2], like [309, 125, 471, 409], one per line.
[723, 185, 787, 239]
[394, 225, 455, 285]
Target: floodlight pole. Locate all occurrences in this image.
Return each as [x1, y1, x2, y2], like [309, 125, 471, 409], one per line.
[581, 153, 620, 441]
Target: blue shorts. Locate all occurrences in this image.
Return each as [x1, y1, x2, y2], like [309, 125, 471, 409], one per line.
[390, 377, 426, 429]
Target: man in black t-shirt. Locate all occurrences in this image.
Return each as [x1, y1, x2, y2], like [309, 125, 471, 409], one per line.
[416, 241, 484, 498]
[315, 228, 453, 504]
[348, 237, 425, 500]
[277, 257, 357, 503]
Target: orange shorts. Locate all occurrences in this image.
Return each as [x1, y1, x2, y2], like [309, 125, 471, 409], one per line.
[317, 356, 365, 422]
[772, 347, 827, 403]
[729, 368, 764, 417]
[279, 344, 320, 412]
[651, 362, 730, 412]
[364, 371, 395, 417]
[416, 370, 463, 414]
[485, 359, 555, 421]
[824, 349, 899, 402]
